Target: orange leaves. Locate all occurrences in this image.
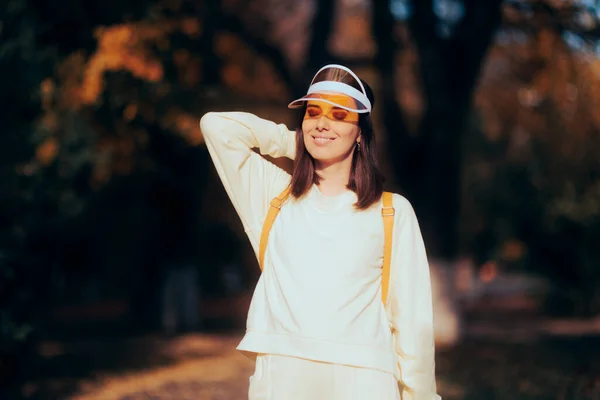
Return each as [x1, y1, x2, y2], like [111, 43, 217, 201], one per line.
[161, 108, 203, 145]
[39, 112, 59, 134]
[215, 33, 243, 55]
[80, 24, 170, 105]
[172, 49, 191, 67]
[181, 17, 201, 38]
[35, 137, 59, 166]
[52, 52, 87, 111]
[475, 27, 600, 148]
[89, 134, 139, 188]
[175, 113, 202, 145]
[220, 58, 290, 100]
[181, 58, 202, 87]
[75, 17, 203, 105]
[501, 240, 527, 263]
[222, 64, 245, 86]
[122, 104, 138, 122]
[330, 13, 376, 59]
[214, 33, 290, 101]
[40, 79, 54, 111]
[172, 49, 201, 87]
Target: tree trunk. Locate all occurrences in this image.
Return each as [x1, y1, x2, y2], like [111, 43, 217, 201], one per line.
[306, 0, 336, 70]
[301, 0, 337, 96]
[373, 1, 503, 346]
[371, 0, 414, 188]
[409, 0, 503, 259]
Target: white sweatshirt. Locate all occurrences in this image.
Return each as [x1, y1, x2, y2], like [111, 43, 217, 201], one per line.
[200, 111, 440, 400]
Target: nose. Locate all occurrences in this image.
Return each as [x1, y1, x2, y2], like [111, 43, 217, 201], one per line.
[316, 115, 329, 131]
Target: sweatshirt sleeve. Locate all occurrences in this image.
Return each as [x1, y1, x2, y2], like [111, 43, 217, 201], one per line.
[199, 111, 296, 253]
[387, 195, 441, 400]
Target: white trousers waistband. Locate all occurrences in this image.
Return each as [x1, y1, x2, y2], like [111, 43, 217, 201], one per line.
[248, 354, 400, 400]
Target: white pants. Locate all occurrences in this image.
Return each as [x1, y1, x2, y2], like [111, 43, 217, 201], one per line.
[248, 354, 400, 400]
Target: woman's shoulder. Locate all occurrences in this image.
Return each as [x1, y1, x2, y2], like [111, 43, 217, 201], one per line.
[383, 191, 412, 208]
[383, 191, 417, 219]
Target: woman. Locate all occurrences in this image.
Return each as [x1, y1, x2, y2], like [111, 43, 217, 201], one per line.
[200, 64, 440, 400]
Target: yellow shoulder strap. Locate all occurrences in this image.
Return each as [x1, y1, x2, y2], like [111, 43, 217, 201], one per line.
[259, 186, 291, 270]
[381, 192, 395, 305]
[258, 188, 395, 306]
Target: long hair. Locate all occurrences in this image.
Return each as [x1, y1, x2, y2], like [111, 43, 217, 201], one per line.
[289, 78, 384, 210]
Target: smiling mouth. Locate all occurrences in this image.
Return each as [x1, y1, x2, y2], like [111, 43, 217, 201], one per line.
[312, 135, 336, 142]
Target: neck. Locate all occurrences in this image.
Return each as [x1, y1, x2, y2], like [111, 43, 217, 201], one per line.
[315, 156, 353, 196]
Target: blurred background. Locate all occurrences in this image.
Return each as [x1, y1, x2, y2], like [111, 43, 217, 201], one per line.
[1, 0, 600, 399]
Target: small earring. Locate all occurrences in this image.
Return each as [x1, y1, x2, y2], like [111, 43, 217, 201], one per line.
[356, 142, 360, 150]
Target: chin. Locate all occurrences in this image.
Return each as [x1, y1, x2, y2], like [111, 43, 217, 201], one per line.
[308, 150, 349, 167]
[307, 148, 336, 162]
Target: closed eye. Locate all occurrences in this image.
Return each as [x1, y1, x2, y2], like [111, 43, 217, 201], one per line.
[332, 111, 348, 120]
[306, 105, 321, 117]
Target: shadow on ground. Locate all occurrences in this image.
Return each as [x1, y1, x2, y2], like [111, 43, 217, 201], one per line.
[3, 315, 600, 400]
[1, 313, 245, 400]
[436, 336, 600, 399]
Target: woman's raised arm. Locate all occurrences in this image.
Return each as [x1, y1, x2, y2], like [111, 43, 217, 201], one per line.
[200, 111, 296, 252]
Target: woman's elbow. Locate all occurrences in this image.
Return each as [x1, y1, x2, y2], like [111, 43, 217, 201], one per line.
[199, 112, 220, 136]
[200, 112, 237, 145]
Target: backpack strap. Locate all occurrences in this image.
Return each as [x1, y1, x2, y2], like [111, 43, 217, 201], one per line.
[381, 192, 395, 305]
[258, 188, 395, 307]
[259, 185, 292, 270]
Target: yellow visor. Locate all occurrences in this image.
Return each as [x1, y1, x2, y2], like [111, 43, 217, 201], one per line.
[304, 98, 359, 123]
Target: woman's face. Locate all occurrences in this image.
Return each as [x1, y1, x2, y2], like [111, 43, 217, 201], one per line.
[301, 95, 361, 167]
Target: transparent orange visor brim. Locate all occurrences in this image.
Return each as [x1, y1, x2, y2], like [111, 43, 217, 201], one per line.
[288, 92, 369, 113]
[303, 100, 360, 123]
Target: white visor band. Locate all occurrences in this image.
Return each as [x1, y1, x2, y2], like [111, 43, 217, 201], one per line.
[307, 81, 371, 112]
[288, 64, 372, 113]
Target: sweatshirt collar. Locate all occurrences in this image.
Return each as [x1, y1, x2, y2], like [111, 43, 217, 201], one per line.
[307, 184, 357, 211]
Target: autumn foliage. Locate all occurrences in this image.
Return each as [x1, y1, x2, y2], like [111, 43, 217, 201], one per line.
[2, 3, 600, 390]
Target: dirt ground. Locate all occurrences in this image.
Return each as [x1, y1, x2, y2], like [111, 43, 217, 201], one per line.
[5, 318, 600, 400]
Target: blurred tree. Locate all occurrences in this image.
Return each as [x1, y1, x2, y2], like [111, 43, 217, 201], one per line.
[369, 0, 504, 345]
[373, 0, 504, 261]
[471, 1, 600, 315]
[198, 1, 223, 87]
[373, 0, 599, 275]
[0, 0, 215, 368]
[4, 2, 600, 382]
[0, 0, 57, 384]
[303, 0, 336, 88]
[368, 0, 600, 329]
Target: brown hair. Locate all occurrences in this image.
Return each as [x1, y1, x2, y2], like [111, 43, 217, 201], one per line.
[289, 77, 384, 210]
[311, 68, 364, 92]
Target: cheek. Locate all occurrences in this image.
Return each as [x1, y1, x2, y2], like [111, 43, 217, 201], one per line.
[301, 120, 310, 135]
[302, 120, 315, 145]
[337, 126, 360, 144]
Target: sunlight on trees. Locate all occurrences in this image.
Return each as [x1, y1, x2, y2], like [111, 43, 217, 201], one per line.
[81, 23, 170, 105]
[3, 3, 600, 386]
